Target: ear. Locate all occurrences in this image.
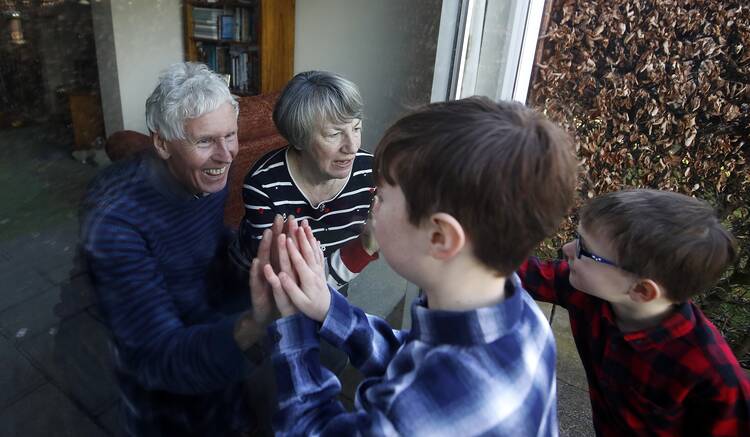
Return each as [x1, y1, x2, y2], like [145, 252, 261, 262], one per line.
[152, 133, 171, 160]
[628, 279, 664, 303]
[427, 213, 465, 261]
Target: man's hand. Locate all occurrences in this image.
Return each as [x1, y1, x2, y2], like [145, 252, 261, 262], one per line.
[265, 221, 331, 322]
[236, 215, 287, 350]
[263, 233, 299, 317]
[248, 228, 276, 327]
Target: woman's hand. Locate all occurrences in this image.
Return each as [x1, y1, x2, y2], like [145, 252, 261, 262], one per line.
[263, 233, 299, 317]
[264, 221, 331, 322]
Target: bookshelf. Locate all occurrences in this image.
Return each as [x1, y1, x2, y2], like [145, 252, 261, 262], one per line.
[183, 0, 294, 96]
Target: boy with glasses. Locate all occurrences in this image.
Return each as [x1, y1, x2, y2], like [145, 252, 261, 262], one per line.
[519, 189, 750, 436]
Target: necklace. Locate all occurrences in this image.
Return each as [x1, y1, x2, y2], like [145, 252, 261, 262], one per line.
[287, 149, 348, 207]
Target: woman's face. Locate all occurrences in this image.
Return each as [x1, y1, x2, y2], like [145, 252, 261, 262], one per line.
[304, 118, 362, 180]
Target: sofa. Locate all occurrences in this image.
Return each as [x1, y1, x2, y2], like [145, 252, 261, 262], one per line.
[104, 92, 286, 228]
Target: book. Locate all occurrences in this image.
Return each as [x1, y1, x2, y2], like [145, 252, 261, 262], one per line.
[192, 7, 222, 24]
[193, 23, 218, 40]
[220, 15, 234, 40]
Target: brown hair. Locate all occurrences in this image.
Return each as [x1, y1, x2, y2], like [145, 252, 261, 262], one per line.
[374, 96, 577, 275]
[580, 189, 737, 302]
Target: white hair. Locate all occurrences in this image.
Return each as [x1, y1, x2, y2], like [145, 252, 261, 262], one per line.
[145, 62, 239, 141]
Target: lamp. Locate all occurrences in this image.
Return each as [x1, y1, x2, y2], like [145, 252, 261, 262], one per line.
[7, 11, 25, 45]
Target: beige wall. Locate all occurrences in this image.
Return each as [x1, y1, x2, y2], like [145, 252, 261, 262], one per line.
[92, 0, 183, 136]
[294, 0, 442, 151]
[92, 0, 442, 142]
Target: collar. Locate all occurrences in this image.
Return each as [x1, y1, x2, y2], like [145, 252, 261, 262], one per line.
[408, 274, 524, 346]
[145, 152, 207, 202]
[611, 302, 696, 351]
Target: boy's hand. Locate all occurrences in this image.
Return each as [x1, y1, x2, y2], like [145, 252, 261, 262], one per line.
[267, 222, 331, 322]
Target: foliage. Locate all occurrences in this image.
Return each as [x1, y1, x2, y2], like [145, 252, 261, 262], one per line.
[529, 0, 749, 367]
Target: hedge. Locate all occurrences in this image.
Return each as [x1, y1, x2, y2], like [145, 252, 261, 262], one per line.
[529, 0, 749, 367]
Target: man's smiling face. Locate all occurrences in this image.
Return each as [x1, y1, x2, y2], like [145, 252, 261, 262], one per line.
[160, 102, 238, 194]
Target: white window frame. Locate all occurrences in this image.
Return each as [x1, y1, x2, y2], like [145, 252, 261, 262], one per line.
[431, 0, 546, 104]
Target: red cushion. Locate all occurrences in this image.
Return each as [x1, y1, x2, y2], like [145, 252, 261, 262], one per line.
[236, 92, 281, 143]
[224, 136, 288, 228]
[105, 130, 151, 161]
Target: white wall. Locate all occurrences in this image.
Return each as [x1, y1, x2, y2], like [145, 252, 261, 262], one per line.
[92, 0, 183, 136]
[295, 0, 442, 151]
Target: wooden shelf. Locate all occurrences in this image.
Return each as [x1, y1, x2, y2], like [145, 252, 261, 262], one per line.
[190, 0, 257, 7]
[193, 38, 259, 48]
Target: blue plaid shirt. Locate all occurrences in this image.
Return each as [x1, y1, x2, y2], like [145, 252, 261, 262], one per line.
[268, 274, 558, 436]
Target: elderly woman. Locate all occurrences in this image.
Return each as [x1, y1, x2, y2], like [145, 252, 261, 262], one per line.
[237, 71, 378, 288]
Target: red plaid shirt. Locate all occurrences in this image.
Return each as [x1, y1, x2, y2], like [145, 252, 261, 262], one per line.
[519, 257, 750, 437]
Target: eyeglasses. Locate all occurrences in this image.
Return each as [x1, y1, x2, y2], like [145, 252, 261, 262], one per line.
[575, 233, 619, 268]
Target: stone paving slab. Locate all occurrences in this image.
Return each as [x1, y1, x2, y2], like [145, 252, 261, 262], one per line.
[548, 305, 589, 391]
[348, 258, 409, 320]
[0, 383, 106, 437]
[97, 402, 127, 437]
[3, 221, 81, 278]
[0, 335, 46, 409]
[0, 262, 53, 313]
[0, 285, 60, 340]
[558, 379, 595, 437]
[18, 311, 118, 416]
[536, 301, 594, 435]
[0, 281, 91, 340]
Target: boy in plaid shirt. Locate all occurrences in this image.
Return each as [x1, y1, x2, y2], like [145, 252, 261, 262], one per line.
[520, 189, 750, 436]
[253, 97, 578, 436]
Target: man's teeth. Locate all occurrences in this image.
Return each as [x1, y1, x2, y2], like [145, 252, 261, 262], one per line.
[204, 167, 226, 176]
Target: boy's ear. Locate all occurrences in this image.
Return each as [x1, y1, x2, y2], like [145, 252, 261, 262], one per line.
[628, 279, 664, 303]
[152, 133, 171, 160]
[427, 212, 465, 260]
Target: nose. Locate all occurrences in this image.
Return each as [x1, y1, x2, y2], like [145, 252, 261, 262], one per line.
[341, 130, 360, 154]
[561, 240, 576, 261]
[213, 137, 234, 163]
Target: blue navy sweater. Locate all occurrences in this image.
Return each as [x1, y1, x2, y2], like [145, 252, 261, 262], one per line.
[81, 152, 251, 435]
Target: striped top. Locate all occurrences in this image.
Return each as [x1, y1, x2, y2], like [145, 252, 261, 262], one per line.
[80, 152, 250, 435]
[269, 275, 559, 436]
[238, 146, 377, 286]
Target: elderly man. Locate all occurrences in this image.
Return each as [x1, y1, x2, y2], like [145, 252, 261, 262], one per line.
[81, 62, 270, 436]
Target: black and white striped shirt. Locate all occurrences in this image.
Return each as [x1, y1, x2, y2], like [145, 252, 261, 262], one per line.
[238, 146, 376, 286]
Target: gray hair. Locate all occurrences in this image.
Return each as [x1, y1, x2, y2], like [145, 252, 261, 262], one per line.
[145, 62, 238, 141]
[273, 71, 363, 149]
